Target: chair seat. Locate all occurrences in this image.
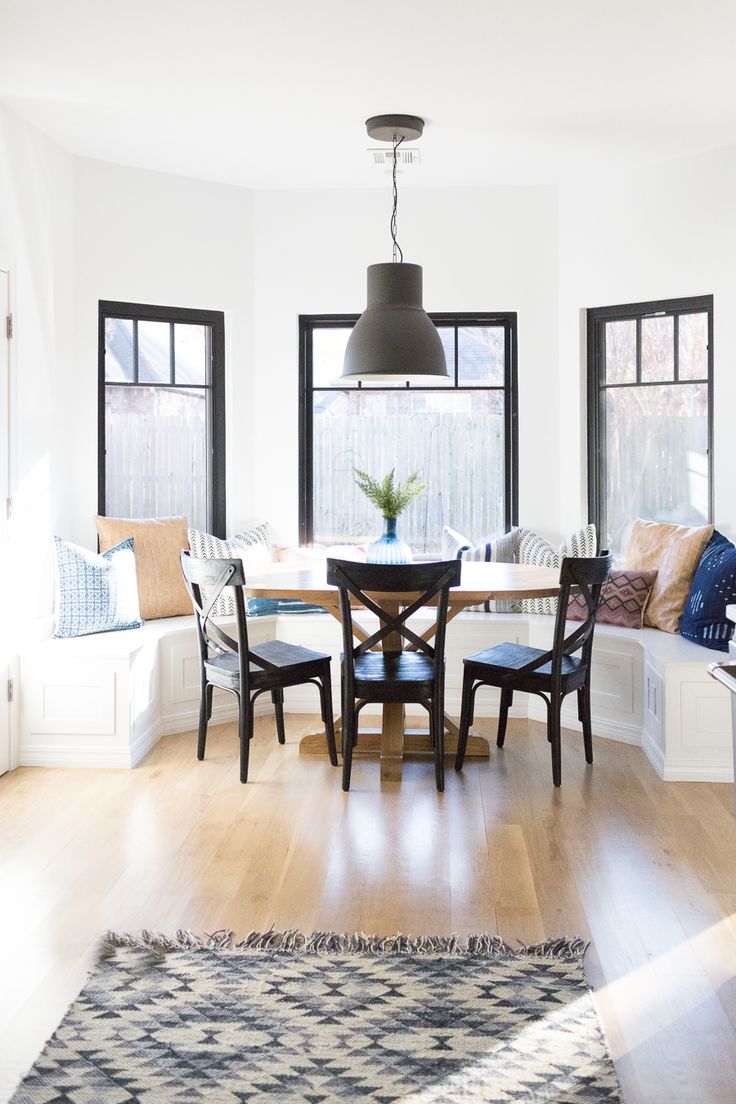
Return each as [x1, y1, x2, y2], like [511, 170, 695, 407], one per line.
[464, 642, 583, 688]
[206, 638, 330, 689]
[352, 650, 434, 683]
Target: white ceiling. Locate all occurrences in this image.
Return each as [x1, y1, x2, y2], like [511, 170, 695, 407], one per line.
[2, 0, 736, 189]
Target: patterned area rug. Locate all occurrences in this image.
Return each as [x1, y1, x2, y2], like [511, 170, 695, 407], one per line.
[12, 930, 622, 1103]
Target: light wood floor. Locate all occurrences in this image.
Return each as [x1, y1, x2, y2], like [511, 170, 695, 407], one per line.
[1, 714, 735, 1103]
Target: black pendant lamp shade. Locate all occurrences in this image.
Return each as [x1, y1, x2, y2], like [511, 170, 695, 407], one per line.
[341, 113, 449, 383]
[342, 262, 448, 382]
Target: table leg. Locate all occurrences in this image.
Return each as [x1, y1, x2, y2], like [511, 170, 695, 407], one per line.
[380, 702, 405, 783]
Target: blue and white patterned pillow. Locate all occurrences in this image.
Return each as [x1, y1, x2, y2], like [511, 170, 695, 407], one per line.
[519, 524, 597, 615]
[681, 530, 736, 651]
[54, 536, 143, 639]
[442, 527, 521, 612]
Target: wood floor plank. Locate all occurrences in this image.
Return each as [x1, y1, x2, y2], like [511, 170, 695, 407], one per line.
[0, 714, 734, 1103]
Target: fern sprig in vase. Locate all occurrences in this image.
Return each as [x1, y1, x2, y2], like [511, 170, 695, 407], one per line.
[354, 468, 427, 564]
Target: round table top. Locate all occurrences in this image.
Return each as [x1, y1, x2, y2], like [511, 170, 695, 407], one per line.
[244, 559, 563, 603]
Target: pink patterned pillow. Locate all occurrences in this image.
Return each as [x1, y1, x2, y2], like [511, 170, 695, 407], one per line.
[566, 569, 658, 629]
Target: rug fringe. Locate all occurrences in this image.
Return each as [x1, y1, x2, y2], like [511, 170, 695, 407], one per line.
[102, 928, 589, 960]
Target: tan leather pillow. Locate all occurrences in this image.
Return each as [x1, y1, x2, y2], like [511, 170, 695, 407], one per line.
[96, 516, 191, 620]
[626, 519, 713, 633]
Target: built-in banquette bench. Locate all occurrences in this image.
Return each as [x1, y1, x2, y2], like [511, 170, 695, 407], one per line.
[18, 608, 734, 782]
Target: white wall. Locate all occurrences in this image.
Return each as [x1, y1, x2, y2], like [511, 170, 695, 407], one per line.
[72, 157, 254, 548]
[558, 146, 736, 539]
[252, 185, 560, 543]
[0, 103, 74, 646]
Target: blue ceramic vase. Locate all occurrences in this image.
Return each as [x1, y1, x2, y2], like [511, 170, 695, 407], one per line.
[366, 517, 412, 564]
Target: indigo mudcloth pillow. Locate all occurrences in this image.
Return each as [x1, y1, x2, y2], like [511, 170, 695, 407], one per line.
[566, 568, 657, 628]
[680, 530, 736, 651]
[54, 536, 143, 639]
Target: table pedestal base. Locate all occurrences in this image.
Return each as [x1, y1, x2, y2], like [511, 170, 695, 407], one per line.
[299, 709, 490, 782]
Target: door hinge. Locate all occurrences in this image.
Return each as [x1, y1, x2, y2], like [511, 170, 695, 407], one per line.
[6, 313, 13, 340]
[7, 679, 13, 703]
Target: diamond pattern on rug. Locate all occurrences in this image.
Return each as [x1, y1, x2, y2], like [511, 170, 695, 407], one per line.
[11, 932, 623, 1103]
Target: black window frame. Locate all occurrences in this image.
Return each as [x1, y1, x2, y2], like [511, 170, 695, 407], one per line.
[298, 311, 519, 547]
[98, 299, 227, 536]
[587, 293, 714, 548]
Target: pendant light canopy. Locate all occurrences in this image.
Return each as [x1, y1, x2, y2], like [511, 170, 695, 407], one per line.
[341, 114, 449, 383]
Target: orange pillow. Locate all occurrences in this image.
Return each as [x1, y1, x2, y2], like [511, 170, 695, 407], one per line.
[625, 519, 713, 633]
[96, 515, 191, 620]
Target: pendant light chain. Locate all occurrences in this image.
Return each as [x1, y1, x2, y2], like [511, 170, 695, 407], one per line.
[390, 133, 405, 263]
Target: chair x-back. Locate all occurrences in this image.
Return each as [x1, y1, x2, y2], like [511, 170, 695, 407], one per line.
[455, 552, 612, 786]
[181, 551, 337, 782]
[326, 558, 462, 792]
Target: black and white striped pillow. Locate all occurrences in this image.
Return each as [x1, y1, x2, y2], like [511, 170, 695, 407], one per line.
[519, 524, 597, 615]
[442, 527, 522, 612]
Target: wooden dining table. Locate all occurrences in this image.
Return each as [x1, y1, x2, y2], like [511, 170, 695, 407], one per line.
[244, 559, 564, 783]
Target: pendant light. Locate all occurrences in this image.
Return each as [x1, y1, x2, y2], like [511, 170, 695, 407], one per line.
[341, 114, 448, 383]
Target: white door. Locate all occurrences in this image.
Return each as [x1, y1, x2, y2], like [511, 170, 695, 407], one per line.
[0, 268, 11, 776]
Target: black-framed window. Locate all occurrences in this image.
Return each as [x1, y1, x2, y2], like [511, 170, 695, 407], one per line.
[299, 313, 518, 553]
[587, 294, 713, 560]
[98, 301, 226, 535]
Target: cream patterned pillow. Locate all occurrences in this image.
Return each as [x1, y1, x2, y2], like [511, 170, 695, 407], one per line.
[519, 524, 597, 615]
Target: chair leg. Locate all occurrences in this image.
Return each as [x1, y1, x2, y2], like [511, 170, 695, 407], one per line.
[434, 680, 445, 792]
[341, 682, 354, 792]
[239, 693, 254, 784]
[497, 687, 513, 748]
[549, 693, 562, 787]
[272, 688, 286, 745]
[455, 668, 474, 772]
[205, 683, 214, 721]
[579, 683, 594, 764]
[319, 667, 338, 767]
[197, 680, 209, 761]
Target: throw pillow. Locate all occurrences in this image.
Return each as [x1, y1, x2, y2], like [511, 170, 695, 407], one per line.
[53, 536, 143, 639]
[626, 519, 714, 633]
[566, 568, 658, 628]
[188, 529, 325, 618]
[96, 515, 191, 620]
[519, 524, 597, 615]
[232, 522, 277, 562]
[187, 530, 250, 617]
[680, 530, 736, 651]
[441, 527, 521, 612]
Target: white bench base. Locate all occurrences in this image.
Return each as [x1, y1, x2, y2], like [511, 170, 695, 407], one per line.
[18, 611, 735, 783]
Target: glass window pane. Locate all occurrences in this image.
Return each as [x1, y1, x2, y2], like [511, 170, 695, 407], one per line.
[641, 315, 674, 383]
[604, 383, 708, 561]
[678, 312, 708, 381]
[605, 319, 636, 384]
[104, 317, 135, 382]
[174, 324, 207, 385]
[138, 320, 172, 384]
[458, 326, 504, 385]
[436, 327, 455, 380]
[312, 327, 355, 387]
[105, 385, 208, 529]
[312, 389, 505, 553]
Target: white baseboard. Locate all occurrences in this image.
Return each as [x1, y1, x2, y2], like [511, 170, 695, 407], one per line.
[526, 698, 642, 747]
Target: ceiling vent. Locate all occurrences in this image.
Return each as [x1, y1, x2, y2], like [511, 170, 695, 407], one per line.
[367, 147, 421, 168]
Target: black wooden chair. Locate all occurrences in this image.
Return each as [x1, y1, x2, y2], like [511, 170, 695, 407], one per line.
[455, 552, 612, 787]
[326, 557, 462, 792]
[181, 551, 338, 782]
